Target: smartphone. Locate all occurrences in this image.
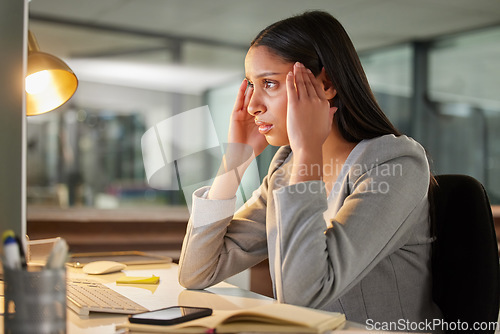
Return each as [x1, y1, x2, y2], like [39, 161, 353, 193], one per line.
[129, 306, 213, 325]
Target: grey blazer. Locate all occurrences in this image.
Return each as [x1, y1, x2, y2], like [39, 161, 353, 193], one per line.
[178, 134, 443, 327]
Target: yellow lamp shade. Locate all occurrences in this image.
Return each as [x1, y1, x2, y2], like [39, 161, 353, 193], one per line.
[26, 31, 78, 116]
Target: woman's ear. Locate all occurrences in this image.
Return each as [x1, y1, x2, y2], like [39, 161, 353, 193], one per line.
[318, 67, 337, 100]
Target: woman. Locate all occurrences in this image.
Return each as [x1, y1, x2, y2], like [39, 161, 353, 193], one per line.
[178, 10, 442, 327]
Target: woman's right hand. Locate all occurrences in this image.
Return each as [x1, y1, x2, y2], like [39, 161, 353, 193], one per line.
[227, 79, 268, 157]
[209, 80, 267, 200]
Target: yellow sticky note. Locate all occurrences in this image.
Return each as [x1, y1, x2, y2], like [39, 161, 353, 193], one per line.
[116, 275, 160, 284]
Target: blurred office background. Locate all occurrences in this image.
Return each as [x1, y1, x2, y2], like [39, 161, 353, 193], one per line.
[26, 0, 500, 210]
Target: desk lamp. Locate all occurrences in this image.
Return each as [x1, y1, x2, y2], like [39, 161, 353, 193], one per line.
[26, 30, 78, 115]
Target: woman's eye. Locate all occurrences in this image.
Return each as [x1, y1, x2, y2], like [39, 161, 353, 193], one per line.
[263, 80, 277, 89]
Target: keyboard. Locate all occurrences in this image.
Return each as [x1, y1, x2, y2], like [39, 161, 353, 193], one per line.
[67, 278, 149, 316]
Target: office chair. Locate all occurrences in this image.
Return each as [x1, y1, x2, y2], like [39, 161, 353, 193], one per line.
[431, 174, 500, 333]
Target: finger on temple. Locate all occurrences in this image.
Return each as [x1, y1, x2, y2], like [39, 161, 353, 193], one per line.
[233, 79, 248, 110]
[302, 68, 317, 98]
[243, 85, 253, 110]
[286, 71, 298, 104]
[293, 62, 307, 98]
[308, 70, 328, 99]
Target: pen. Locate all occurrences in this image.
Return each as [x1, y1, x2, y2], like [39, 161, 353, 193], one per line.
[2, 230, 22, 270]
[15, 236, 27, 268]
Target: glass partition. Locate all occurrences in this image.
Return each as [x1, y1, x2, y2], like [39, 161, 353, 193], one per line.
[427, 26, 500, 203]
[26, 87, 203, 208]
[360, 45, 413, 134]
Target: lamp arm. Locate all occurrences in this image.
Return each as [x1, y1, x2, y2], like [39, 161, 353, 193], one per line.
[28, 30, 40, 53]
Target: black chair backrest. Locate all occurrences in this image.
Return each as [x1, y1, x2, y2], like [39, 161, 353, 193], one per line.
[432, 174, 499, 333]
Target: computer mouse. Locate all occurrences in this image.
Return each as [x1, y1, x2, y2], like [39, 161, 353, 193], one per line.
[82, 260, 127, 275]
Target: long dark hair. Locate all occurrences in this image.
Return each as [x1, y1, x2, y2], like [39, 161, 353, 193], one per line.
[251, 10, 401, 143]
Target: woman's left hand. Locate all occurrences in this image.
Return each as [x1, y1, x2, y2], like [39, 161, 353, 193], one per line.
[286, 62, 336, 157]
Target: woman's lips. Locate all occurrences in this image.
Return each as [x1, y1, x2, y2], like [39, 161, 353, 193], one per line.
[255, 120, 274, 134]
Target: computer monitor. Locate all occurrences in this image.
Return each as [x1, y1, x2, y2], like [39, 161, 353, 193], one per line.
[0, 0, 28, 256]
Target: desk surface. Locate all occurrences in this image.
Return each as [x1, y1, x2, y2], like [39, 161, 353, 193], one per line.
[1, 263, 274, 334]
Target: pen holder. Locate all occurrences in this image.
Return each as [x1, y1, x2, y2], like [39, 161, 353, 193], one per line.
[3, 266, 67, 334]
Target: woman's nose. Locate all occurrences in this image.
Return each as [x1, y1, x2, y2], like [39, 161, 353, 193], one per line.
[247, 93, 266, 116]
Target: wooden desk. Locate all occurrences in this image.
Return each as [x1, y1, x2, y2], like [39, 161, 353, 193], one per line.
[27, 206, 189, 256]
